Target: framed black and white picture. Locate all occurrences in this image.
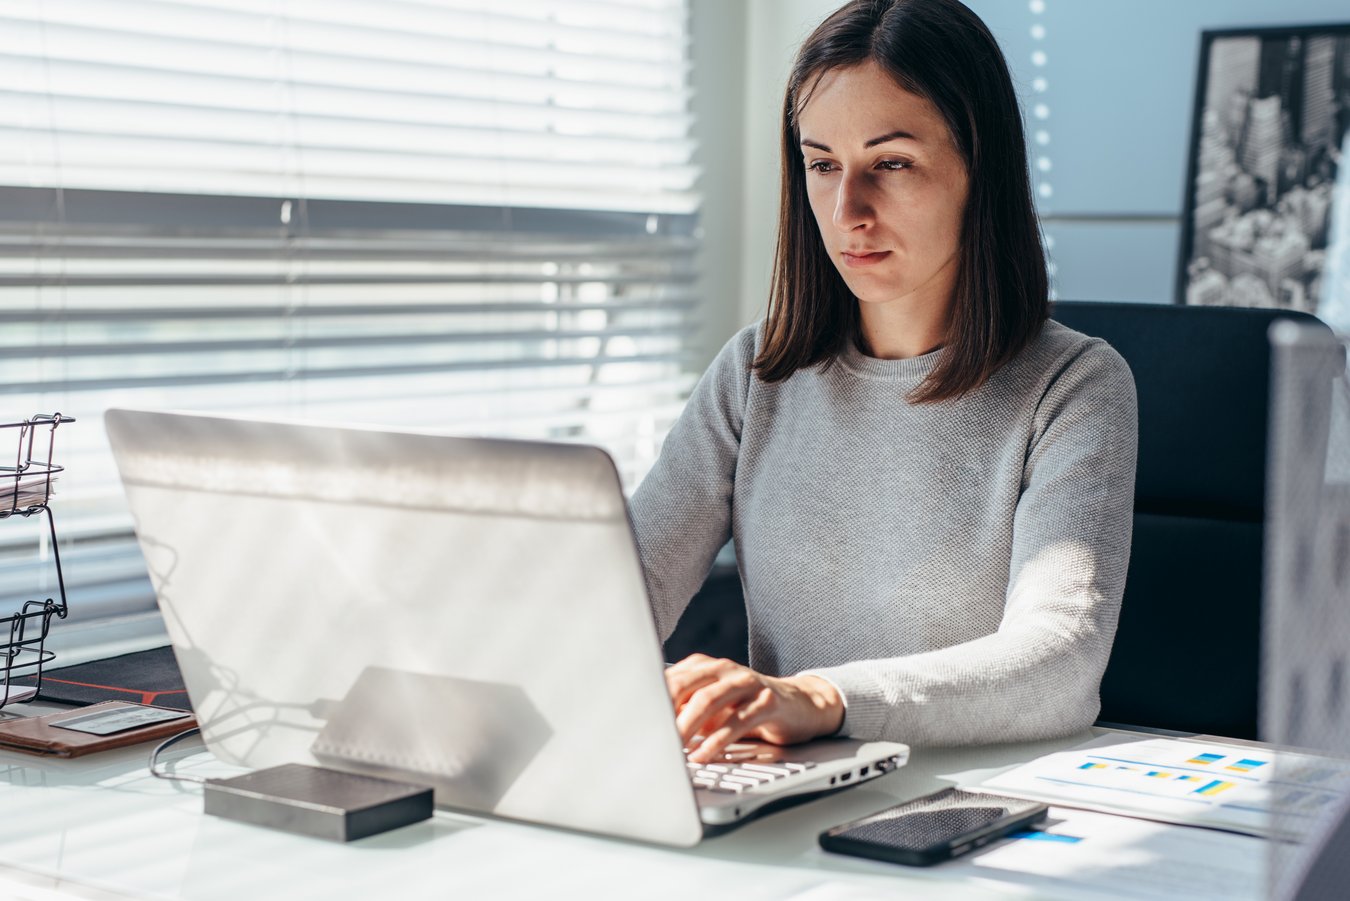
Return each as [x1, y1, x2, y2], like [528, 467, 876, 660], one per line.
[1179, 24, 1350, 329]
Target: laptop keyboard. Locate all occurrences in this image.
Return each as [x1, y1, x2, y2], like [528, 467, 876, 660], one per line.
[686, 760, 817, 794]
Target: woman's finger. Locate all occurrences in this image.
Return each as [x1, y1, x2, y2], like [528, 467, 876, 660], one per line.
[676, 676, 758, 745]
[675, 675, 761, 746]
[684, 695, 743, 748]
[667, 668, 718, 712]
[688, 688, 777, 763]
[664, 653, 712, 674]
[665, 655, 734, 709]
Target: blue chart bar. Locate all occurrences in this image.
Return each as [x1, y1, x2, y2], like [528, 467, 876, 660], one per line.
[1187, 752, 1225, 766]
[1195, 779, 1236, 797]
[1011, 831, 1083, 844]
[1226, 758, 1268, 773]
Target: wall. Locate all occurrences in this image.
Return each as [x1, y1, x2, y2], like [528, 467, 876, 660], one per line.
[725, 0, 1350, 337]
[689, 0, 749, 370]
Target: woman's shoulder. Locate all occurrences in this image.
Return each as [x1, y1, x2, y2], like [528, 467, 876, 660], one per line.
[728, 321, 763, 356]
[987, 319, 1135, 420]
[706, 321, 763, 375]
[1002, 319, 1137, 431]
[1018, 319, 1132, 387]
[683, 321, 764, 414]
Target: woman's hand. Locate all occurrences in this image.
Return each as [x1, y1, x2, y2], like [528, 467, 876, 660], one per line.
[664, 653, 844, 763]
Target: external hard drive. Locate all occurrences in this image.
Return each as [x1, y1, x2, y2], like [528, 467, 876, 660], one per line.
[203, 763, 434, 841]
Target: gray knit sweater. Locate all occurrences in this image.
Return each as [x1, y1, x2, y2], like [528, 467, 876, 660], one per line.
[630, 319, 1138, 747]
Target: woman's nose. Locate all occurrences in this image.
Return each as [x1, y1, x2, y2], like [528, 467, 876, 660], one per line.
[832, 173, 875, 232]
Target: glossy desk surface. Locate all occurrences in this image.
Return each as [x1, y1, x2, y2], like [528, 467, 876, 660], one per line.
[0, 723, 1240, 900]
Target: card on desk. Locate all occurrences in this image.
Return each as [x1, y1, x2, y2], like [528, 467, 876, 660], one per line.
[0, 701, 195, 758]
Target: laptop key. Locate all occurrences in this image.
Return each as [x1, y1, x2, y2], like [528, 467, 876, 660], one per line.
[712, 781, 747, 794]
[686, 760, 732, 772]
[738, 764, 790, 778]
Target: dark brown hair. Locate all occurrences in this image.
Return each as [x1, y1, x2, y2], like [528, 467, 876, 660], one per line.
[753, 0, 1049, 402]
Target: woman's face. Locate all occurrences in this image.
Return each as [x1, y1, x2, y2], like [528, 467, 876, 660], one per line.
[797, 60, 969, 313]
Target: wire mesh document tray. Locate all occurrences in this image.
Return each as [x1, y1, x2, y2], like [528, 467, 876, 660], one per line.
[0, 413, 75, 710]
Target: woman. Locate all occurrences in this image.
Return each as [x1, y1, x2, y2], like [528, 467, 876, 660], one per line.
[631, 0, 1137, 763]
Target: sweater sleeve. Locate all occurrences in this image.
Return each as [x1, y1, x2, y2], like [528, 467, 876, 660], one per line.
[628, 325, 756, 642]
[802, 341, 1139, 746]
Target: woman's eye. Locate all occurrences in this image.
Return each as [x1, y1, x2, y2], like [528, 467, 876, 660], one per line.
[805, 159, 909, 174]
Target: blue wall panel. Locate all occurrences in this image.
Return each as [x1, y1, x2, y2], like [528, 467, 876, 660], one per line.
[1044, 221, 1179, 304]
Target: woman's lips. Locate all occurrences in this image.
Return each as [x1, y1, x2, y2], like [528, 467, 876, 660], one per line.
[841, 250, 891, 268]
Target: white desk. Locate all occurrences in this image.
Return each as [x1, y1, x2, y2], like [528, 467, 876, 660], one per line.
[0, 724, 1264, 901]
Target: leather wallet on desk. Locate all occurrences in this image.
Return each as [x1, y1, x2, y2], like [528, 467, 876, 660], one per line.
[0, 701, 196, 758]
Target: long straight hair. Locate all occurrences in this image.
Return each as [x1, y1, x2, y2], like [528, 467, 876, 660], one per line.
[753, 0, 1049, 402]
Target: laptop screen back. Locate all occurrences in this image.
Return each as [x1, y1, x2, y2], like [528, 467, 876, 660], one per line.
[105, 408, 703, 846]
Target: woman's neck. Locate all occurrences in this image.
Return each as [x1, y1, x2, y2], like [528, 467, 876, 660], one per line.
[856, 291, 953, 359]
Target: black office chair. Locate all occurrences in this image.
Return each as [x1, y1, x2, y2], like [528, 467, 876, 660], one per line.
[1053, 301, 1325, 739]
[664, 553, 748, 666]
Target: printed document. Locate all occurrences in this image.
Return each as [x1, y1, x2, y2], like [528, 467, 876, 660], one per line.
[2, 474, 56, 508]
[974, 734, 1350, 839]
[794, 807, 1263, 901]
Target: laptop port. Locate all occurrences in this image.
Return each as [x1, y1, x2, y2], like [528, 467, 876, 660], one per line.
[860, 766, 870, 777]
[829, 776, 837, 785]
[840, 772, 851, 782]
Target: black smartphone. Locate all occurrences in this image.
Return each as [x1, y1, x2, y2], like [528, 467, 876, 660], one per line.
[818, 787, 1049, 866]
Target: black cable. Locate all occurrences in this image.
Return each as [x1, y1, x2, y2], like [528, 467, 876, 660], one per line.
[148, 726, 206, 785]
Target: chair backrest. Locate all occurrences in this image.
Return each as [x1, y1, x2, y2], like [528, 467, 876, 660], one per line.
[1052, 301, 1325, 739]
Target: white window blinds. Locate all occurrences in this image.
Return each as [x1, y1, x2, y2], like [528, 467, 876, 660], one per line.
[0, 0, 701, 634]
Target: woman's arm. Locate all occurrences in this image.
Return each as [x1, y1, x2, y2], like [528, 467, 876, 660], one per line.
[629, 325, 757, 642]
[802, 342, 1139, 746]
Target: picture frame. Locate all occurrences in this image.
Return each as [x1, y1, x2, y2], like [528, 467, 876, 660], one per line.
[1178, 23, 1350, 327]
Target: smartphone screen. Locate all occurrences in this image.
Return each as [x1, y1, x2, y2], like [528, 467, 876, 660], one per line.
[819, 788, 1049, 866]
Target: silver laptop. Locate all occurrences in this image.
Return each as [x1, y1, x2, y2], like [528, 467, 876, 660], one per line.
[105, 408, 908, 847]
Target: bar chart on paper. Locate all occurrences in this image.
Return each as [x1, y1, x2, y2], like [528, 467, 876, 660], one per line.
[976, 737, 1350, 839]
[1068, 754, 1247, 801]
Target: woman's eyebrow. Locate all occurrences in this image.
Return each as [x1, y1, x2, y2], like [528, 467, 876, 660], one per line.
[864, 128, 918, 147]
[799, 129, 919, 153]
